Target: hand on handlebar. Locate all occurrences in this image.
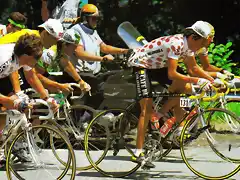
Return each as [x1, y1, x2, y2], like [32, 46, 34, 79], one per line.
[222, 70, 235, 80]
[103, 54, 114, 62]
[216, 72, 228, 80]
[59, 83, 74, 93]
[79, 80, 91, 92]
[16, 91, 29, 101]
[6, 95, 32, 113]
[46, 97, 59, 114]
[197, 78, 212, 91]
[222, 70, 234, 76]
[212, 78, 225, 88]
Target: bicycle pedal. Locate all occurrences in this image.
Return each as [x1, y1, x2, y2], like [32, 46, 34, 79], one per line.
[141, 165, 151, 171]
[113, 149, 119, 156]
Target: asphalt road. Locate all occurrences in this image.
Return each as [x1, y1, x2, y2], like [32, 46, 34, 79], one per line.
[1, 146, 240, 180]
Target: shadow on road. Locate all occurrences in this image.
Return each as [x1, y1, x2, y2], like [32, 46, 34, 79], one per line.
[98, 155, 185, 164]
[76, 170, 203, 179]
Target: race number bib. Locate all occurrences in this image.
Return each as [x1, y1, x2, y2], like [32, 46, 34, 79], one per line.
[180, 97, 192, 108]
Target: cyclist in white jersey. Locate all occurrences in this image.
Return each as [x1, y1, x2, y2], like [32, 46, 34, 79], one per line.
[127, 21, 221, 167]
[0, 34, 58, 110]
[158, 22, 234, 139]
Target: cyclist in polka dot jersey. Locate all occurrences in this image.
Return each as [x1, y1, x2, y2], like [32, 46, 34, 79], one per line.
[128, 21, 222, 167]
[128, 34, 194, 69]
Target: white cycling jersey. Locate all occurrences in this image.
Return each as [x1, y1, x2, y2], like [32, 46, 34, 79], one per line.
[0, 44, 32, 79]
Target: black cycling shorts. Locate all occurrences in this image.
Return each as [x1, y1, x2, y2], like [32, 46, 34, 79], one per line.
[0, 76, 14, 96]
[134, 66, 185, 100]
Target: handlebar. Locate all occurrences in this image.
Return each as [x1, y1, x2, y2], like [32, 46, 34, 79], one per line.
[199, 78, 236, 102]
[30, 99, 54, 120]
[188, 89, 206, 100]
[24, 88, 37, 94]
[6, 99, 54, 121]
[69, 83, 85, 99]
[188, 79, 228, 101]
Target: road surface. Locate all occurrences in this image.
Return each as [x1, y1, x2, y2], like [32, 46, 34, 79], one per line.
[1, 146, 240, 180]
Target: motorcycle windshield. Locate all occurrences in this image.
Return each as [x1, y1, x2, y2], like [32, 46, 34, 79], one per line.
[117, 21, 148, 49]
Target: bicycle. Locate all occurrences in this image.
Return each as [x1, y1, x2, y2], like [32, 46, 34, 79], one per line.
[1, 99, 76, 180]
[24, 83, 99, 171]
[84, 82, 240, 179]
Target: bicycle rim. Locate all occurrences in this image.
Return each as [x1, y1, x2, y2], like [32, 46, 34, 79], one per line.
[84, 109, 140, 178]
[6, 124, 76, 180]
[50, 105, 97, 171]
[180, 108, 240, 180]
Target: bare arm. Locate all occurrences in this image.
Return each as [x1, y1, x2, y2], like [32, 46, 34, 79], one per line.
[168, 59, 199, 83]
[9, 71, 21, 93]
[0, 95, 15, 109]
[24, 69, 48, 99]
[32, 63, 63, 90]
[60, 55, 84, 83]
[41, 0, 49, 21]
[75, 45, 103, 62]
[36, 73, 64, 90]
[183, 56, 214, 82]
[100, 43, 128, 55]
[199, 54, 222, 72]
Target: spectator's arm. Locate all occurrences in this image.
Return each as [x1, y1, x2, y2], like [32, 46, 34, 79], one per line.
[41, 0, 49, 21]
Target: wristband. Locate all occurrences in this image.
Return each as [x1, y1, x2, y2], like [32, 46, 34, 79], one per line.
[43, 96, 49, 101]
[102, 57, 108, 62]
[192, 78, 199, 84]
[76, 79, 82, 83]
[183, 76, 191, 83]
[220, 69, 225, 73]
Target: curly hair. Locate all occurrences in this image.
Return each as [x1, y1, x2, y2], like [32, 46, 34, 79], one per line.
[14, 34, 43, 60]
[9, 12, 27, 26]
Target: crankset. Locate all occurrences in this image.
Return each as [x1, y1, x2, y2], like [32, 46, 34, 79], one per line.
[111, 136, 126, 156]
[184, 125, 210, 144]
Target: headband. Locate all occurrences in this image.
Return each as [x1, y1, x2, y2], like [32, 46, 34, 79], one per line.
[8, 18, 25, 29]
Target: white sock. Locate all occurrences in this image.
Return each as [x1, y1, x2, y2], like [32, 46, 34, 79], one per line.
[134, 149, 143, 156]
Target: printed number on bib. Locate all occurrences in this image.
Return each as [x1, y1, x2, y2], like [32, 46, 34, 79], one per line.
[180, 97, 192, 108]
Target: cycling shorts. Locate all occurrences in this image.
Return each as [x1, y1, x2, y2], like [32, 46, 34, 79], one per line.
[134, 67, 185, 100]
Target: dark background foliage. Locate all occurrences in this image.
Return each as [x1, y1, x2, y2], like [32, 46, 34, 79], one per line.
[0, 0, 239, 63]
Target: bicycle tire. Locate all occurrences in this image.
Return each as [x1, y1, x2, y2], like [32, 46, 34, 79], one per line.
[5, 124, 76, 180]
[84, 109, 140, 178]
[180, 108, 240, 180]
[214, 98, 240, 117]
[50, 104, 98, 171]
[208, 102, 240, 163]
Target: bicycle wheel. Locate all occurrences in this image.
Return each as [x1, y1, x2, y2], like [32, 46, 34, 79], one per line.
[5, 124, 76, 180]
[84, 109, 140, 178]
[214, 98, 240, 118]
[180, 108, 240, 180]
[50, 104, 98, 171]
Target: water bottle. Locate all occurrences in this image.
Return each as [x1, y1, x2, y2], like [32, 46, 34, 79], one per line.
[102, 113, 115, 122]
[150, 111, 160, 130]
[159, 117, 177, 138]
[54, 93, 65, 106]
[100, 113, 116, 128]
[186, 109, 197, 121]
[82, 122, 89, 130]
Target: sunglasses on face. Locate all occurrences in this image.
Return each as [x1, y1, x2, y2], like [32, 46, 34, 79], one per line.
[89, 16, 99, 21]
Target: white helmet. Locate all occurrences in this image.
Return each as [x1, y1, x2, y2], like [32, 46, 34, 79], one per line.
[61, 29, 80, 44]
[38, 19, 64, 39]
